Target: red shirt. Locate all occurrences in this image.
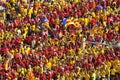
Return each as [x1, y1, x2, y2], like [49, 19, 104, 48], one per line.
[41, 74, 46, 80]
[48, 71, 54, 80]
[115, 34, 120, 41]
[25, 36, 32, 44]
[107, 33, 113, 40]
[9, 23, 15, 30]
[14, 19, 20, 27]
[50, 18, 55, 25]
[34, 18, 39, 25]
[3, 24, 6, 32]
[107, 17, 111, 24]
[0, 22, 3, 28]
[2, 48, 9, 54]
[103, 0, 106, 8]
[92, 18, 96, 25]
[47, 15, 51, 21]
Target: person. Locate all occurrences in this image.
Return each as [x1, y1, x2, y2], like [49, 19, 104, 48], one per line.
[0, 0, 119, 79]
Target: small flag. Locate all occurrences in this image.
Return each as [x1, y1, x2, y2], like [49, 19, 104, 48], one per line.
[43, 17, 48, 23]
[62, 18, 67, 25]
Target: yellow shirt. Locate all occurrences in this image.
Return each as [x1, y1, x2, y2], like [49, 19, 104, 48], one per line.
[3, 12, 6, 20]
[111, 68, 116, 75]
[74, 0, 79, 4]
[70, 60, 75, 65]
[6, 2, 11, 8]
[85, 74, 90, 80]
[84, 18, 89, 26]
[20, 47, 25, 53]
[28, 8, 33, 17]
[33, 10, 37, 16]
[88, 16, 92, 22]
[70, 72, 75, 79]
[92, 12, 96, 17]
[23, 32, 27, 39]
[40, 67, 43, 74]
[115, 26, 119, 32]
[103, 21, 107, 27]
[92, 72, 96, 80]
[57, 74, 60, 80]
[5, 60, 9, 71]
[11, 0, 16, 3]
[24, 8, 27, 16]
[61, 75, 65, 80]
[31, 25, 36, 31]
[1, 30, 4, 39]
[105, 68, 110, 76]
[25, 47, 30, 55]
[115, 65, 120, 73]
[78, 48, 82, 55]
[46, 62, 52, 69]
[79, 18, 84, 23]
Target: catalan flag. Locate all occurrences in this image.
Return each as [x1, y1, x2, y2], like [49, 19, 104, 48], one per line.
[65, 17, 81, 28]
[43, 16, 51, 29]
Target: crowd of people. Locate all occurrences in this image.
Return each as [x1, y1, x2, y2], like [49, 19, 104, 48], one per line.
[0, 0, 120, 80]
